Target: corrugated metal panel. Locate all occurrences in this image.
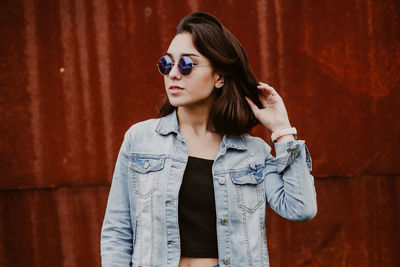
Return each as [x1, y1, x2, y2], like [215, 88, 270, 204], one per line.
[0, 187, 108, 266]
[267, 175, 400, 266]
[0, 0, 399, 266]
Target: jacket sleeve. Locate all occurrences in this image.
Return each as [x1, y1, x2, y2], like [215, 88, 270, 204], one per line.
[101, 130, 133, 266]
[264, 140, 317, 221]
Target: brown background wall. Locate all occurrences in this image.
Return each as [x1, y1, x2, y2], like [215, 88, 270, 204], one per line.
[1, 0, 399, 266]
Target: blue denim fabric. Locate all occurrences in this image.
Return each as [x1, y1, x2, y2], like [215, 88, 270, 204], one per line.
[101, 111, 317, 267]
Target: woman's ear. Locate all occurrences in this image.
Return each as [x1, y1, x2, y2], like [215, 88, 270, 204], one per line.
[215, 75, 224, 88]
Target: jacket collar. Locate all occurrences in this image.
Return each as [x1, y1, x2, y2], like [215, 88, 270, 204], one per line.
[222, 135, 247, 151]
[156, 110, 247, 151]
[156, 110, 180, 135]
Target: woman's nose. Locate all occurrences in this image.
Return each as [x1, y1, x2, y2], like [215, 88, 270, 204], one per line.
[168, 63, 182, 80]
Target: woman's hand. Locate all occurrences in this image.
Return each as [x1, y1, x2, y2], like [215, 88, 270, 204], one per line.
[245, 82, 292, 133]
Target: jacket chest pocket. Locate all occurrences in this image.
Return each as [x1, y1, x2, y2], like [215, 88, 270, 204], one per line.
[129, 154, 166, 199]
[230, 166, 265, 213]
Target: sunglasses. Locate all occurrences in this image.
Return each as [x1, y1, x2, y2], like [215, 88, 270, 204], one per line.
[157, 55, 210, 76]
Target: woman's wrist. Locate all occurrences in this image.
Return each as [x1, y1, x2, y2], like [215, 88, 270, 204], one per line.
[268, 120, 291, 133]
[271, 127, 297, 142]
[275, 134, 295, 142]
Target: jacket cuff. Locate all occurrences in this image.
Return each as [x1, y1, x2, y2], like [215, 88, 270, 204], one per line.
[274, 140, 312, 173]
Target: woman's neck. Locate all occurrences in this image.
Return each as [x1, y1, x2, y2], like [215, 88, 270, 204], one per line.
[177, 105, 211, 137]
[176, 105, 222, 159]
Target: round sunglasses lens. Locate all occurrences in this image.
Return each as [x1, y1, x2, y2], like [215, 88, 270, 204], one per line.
[158, 56, 172, 75]
[178, 56, 193, 76]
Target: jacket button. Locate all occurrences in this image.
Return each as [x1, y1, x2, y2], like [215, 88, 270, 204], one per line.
[223, 258, 230, 264]
[289, 146, 297, 153]
[168, 240, 179, 245]
[221, 218, 228, 225]
[143, 161, 149, 169]
[166, 200, 175, 205]
[218, 177, 226, 185]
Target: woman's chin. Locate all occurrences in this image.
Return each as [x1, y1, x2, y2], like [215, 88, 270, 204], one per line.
[167, 97, 188, 108]
[167, 99, 181, 107]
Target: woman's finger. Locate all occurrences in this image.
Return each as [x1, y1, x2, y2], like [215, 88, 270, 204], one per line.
[258, 83, 282, 101]
[258, 87, 273, 99]
[257, 90, 270, 107]
[257, 82, 274, 89]
[258, 83, 278, 96]
[245, 96, 260, 116]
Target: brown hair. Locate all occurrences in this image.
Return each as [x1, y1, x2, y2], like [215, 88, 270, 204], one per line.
[158, 12, 262, 136]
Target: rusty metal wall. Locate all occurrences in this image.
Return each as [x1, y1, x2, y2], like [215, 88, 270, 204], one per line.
[0, 0, 399, 266]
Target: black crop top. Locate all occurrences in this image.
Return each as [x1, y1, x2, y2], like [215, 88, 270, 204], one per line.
[178, 156, 218, 258]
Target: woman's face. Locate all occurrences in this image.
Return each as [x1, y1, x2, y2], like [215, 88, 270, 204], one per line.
[163, 32, 221, 110]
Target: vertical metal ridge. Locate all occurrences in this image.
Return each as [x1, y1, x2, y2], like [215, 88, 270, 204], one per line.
[0, 195, 5, 265]
[28, 191, 40, 266]
[23, 0, 43, 184]
[156, 0, 171, 51]
[272, 0, 283, 89]
[366, 0, 389, 98]
[55, 189, 77, 267]
[93, 0, 114, 179]
[256, 0, 269, 81]
[81, 191, 101, 266]
[60, 0, 85, 181]
[75, 0, 96, 178]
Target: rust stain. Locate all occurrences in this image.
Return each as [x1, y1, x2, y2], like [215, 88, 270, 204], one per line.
[302, 0, 396, 99]
[313, 44, 391, 99]
[188, 0, 200, 12]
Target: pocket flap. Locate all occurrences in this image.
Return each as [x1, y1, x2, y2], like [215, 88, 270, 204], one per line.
[129, 154, 166, 174]
[230, 167, 264, 185]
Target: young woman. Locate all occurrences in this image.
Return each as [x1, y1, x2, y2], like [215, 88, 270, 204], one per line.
[101, 12, 317, 267]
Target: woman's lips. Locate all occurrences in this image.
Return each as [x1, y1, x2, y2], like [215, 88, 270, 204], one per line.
[169, 85, 184, 94]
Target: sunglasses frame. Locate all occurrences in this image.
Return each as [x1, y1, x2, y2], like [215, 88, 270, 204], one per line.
[157, 55, 210, 76]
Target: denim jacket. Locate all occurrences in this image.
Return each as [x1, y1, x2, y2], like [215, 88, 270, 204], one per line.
[101, 111, 317, 267]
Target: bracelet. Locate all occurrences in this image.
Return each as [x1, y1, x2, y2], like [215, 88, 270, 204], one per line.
[271, 127, 297, 142]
